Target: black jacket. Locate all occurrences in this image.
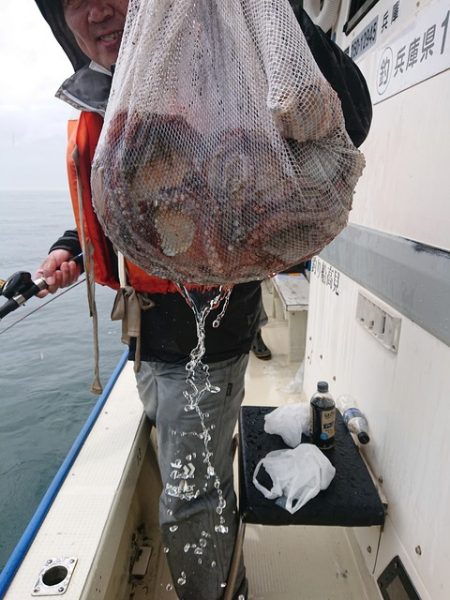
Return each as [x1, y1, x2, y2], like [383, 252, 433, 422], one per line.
[49, 231, 263, 363]
[45, 2, 372, 363]
[290, 4, 372, 147]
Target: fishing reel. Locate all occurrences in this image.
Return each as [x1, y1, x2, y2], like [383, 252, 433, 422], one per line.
[0, 271, 47, 320]
[0, 271, 39, 299]
[0, 253, 84, 321]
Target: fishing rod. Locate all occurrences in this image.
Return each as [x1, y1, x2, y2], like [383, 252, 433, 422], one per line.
[0, 253, 84, 321]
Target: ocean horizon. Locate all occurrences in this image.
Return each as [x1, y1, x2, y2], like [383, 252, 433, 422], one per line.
[0, 189, 123, 570]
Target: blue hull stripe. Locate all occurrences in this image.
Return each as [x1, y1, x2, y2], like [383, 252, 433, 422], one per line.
[0, 349, 129, 598]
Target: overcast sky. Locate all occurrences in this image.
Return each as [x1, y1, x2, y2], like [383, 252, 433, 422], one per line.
[0, 0, 74, 191]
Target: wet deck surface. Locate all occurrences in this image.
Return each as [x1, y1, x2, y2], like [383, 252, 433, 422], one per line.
[4, 285, 381, 600]
[240, 292, 380, 599]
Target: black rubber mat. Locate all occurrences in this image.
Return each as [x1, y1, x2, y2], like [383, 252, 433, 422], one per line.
[239, 406, 386, 526]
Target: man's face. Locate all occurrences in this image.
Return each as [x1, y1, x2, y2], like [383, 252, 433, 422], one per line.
[62, 0, 129, 69]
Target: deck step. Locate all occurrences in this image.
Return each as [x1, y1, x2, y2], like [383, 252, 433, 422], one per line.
[238, 406, 386, 527]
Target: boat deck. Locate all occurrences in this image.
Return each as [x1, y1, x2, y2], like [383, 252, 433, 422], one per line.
[136, 286, 380, 599]
[5, 287, 381, 600]
[237, 316, 379, 599]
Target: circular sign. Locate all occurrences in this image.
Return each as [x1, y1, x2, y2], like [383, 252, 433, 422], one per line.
[377, 47, 393, 96]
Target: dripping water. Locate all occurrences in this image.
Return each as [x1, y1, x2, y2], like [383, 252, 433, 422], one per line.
[164, 284, 233, 588]
[172, 284, 232, 535]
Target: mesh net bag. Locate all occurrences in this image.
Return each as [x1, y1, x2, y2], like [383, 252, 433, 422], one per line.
[91, 0, 365, 285]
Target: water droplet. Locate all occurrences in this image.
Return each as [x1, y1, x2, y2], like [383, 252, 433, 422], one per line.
[211, 561, 217, 568]
[163, 547, 170, 554]
[166, 584, 173, 591]
[198, 558, 203, 564]
[199, 538, 207, 548]
[207, 466, 215, 477]
[220, 582, 227, 588]
[177, 572, 187, 586]
[169, 525, 178, 533]
[179, 480, 189, 492]
[215, 525, 229, 534]
[184, 543, 190, 553]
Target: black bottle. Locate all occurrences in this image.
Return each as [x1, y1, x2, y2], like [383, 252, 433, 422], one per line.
[310, 381, 336, 449]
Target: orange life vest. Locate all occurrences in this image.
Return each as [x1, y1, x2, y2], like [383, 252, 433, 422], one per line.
[66, 111, 183, 294]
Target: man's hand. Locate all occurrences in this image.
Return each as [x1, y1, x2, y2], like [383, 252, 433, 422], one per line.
[34, 249, 82, 298]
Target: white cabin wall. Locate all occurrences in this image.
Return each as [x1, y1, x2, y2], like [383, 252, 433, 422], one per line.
[302, 0, 450, 596]
[334, 0, 450, 251]
[352, 70, 450, 250]
[304, 266, 450, 599]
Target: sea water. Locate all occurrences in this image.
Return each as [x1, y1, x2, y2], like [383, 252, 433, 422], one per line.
[0, 190, 123, 570]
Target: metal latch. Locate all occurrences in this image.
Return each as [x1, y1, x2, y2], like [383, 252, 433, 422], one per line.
[131, 546, 153, 578]
[129, 525, 153, 582]
[356, 292, 401, 352]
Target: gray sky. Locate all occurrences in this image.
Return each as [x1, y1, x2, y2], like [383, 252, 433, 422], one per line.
[0, 0, 74, 191]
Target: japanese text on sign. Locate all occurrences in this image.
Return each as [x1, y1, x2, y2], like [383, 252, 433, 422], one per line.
[374, 0, 450, 102]
[311, 258, 340, 295]
[348, 1, 401, 60]
[351, 16, 378, 60]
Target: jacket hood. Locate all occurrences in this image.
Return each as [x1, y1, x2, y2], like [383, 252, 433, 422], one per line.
[56, 63, 112, 115]
[35, 1, 112, 115]
[35, 0, 89, 71]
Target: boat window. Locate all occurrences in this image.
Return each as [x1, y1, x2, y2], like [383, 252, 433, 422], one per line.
[344, 0, 380, 34]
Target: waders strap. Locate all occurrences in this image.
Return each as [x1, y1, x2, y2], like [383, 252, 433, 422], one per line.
[112, 252, 155, 372]
[72, 146, 103, 394]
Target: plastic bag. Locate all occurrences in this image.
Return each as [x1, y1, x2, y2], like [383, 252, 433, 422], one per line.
[253, 444, 335, 513]
[264, 403, 310, 447]
[92, 0, 365, 285]
[283, 360, 305, 395]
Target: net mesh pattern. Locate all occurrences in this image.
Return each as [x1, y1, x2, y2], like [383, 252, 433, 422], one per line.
[91, 0, 365, 285]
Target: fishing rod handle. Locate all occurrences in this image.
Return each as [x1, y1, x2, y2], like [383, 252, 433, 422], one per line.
[0, 299, 19, 320]
[0, 279, 48, 321]
[0, 254, 84, 320]
[14, 278, 48, 304]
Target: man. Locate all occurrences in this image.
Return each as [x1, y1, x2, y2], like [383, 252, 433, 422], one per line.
[35, 2, 260, 598]
[34, 1, 371, 598]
